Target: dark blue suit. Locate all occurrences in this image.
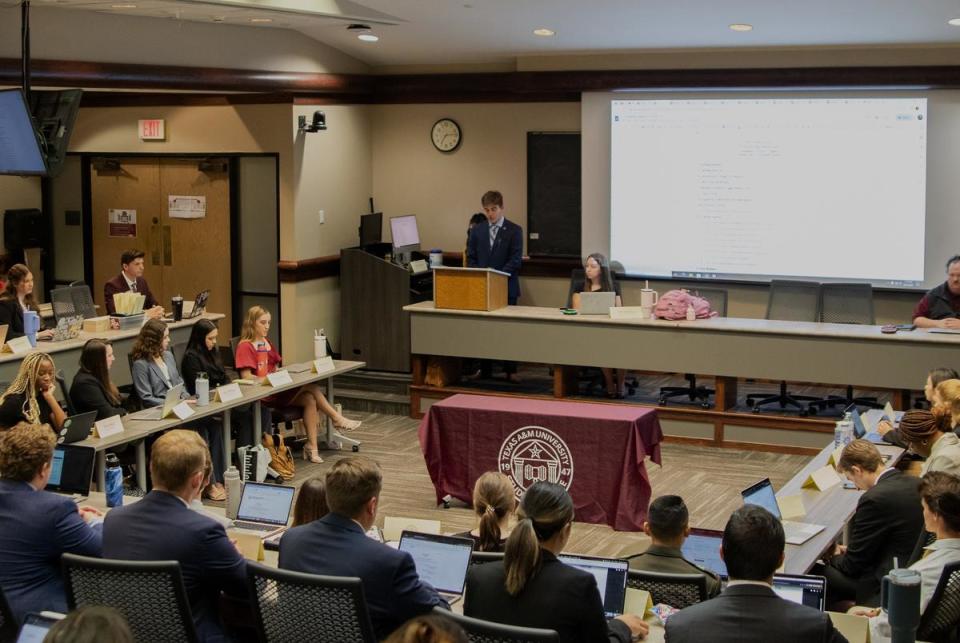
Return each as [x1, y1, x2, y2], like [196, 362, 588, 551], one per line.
[0, 479, 103, 624]
[102, 491, 247, 643]
[278, 513, 448, 640]
[466, 217, 523, 304]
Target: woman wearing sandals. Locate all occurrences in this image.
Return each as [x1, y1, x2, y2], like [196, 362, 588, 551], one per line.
[234, 306, 361, 464]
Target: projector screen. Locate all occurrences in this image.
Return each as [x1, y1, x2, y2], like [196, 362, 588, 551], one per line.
[609, 98, 928, 287]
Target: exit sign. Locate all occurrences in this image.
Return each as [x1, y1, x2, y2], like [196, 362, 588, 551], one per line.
[138, 119, 165, 140]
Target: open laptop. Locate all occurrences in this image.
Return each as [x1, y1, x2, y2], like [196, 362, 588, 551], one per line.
[681, 527, 728, 578]
[16, 613, 65, 643]
[56, 410, 98, 445]
[398, 531, 474, 604]
[184, 289, 209, 319]
[579, 291, 617, 315]
[45, 444, 96, 502]
[231, 481, 295, 536]
[741, 478, 826, 545]
[772, 574, 828, 611]
[134, 383, 185, 420]
[847, 405, 885, 444]
[558, 554, 629, 618]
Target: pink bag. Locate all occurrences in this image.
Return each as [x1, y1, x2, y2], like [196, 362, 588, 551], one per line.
[654, 289, 717, 320]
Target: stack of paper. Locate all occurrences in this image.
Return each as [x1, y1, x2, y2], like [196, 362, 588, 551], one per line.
[112, 292, 146, 315]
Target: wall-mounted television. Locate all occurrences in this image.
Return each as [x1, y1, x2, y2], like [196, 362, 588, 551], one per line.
[0, 89, 47, 176]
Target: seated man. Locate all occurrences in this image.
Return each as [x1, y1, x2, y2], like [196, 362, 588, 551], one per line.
[822, 440, 923, 606]
[279, 456, 447, 639]
[103, 249, 163, 319]
[913, 255, 960, 328]
[0, 422, 103, 623]
[626, 495, 721, 598]
[666, 505, 847, 643]
[103, 430, 246, 642]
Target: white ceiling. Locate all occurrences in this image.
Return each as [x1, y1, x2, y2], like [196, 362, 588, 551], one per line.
[21, 0, 960, 67]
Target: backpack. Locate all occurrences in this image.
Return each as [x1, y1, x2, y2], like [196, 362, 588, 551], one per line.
[261, 432, 296, 482]
[654, 289, 717, 320]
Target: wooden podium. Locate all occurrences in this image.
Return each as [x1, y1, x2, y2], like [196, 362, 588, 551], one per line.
[433, 267, 509, 311]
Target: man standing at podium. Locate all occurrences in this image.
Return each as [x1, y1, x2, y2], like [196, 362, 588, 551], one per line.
[467, 190, 523, 306]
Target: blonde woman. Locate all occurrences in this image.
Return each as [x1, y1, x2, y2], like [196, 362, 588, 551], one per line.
[234, 306, 360, 464]
[454, 472, 516, 552]
[0, 353, 66, 430]
[935, 379, 960, 435]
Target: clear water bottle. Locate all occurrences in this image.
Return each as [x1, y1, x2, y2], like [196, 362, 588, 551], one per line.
[840, 411, 855, 446]
[195, 373, 209, 407]
[834, 420, 845, 449]
[105, 453, 123, 508]
[224, 466, 242, 520]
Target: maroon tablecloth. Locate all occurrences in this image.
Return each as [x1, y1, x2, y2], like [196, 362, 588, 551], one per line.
[418, 394, 663, 531]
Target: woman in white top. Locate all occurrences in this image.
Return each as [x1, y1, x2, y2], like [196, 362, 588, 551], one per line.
[897, 408, 960, 477]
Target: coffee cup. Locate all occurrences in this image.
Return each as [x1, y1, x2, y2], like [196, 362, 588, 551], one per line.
[171, 295, 184, 322]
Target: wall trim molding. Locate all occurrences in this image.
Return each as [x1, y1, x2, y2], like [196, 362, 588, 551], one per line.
[278, 255, 340, 283]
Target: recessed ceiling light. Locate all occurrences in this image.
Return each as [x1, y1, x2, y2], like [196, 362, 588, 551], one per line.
[358, 33, 379, 42]
[111, 3, 137, 8]
[533, 28, 555, 37]
[729, 23, 753, 32]
[949, 18, 960, 26]
[249, 17, 272, 23]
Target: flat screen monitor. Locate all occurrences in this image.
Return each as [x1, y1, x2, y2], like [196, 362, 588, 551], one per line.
[0, 89, 47, 176]
[29, 89, 82, 178]
[360, 212, 383, 247]
[390, 214, 420, 252]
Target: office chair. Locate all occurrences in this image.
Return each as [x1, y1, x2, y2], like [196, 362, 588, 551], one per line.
[437, 607, 559, 643]
[230, 336, 303, 441]
[917, 561, 960, 642]
[55, 369, 76, 416]
[627, 569, 709, 609]
[469, 551, 505, 566]
[659, 287, 727, 407]
[0, 587, 15, 643]
[746, 280, 824, 415]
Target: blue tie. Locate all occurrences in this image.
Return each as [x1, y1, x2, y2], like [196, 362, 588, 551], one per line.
[489, 224, 497, 249]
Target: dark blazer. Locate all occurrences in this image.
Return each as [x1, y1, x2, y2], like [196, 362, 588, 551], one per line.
[69, 370, 126, 420]
[103, 490, 246, 643]
[464, 551, 631, 643]
[131, 351, 185, 407]
[827, 469, 923, 603]
[665, 584, 847, 643]
[466, 218, 523, 302]
[626, 544, 722, 598]
[0, 298, 39, 340]
[103, 273, 158, 315]
[0, 479, 103, 625]
[181, 348, 229, 394]
[279, 512, 447, 640]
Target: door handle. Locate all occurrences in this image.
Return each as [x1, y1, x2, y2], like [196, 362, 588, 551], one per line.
[162, 225, 172, 266]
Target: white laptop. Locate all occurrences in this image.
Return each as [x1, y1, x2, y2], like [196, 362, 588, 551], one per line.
[231, 481, 296, 536]
[383, 516, 441, 542]
[742, 478, 826, 545]
[579, 291, 616, 315]
[133, 383, 185, 420]
[398, 531, 474, 604]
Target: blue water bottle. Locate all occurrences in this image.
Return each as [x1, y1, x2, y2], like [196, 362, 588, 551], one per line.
[105, 453, 123, 508]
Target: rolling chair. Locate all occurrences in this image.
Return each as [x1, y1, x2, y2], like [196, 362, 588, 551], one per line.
[627, 569, 709, 609]
[917, 561, 960, 643]
[746, 280, 824, 415]
[659, 288, 728, 408]
[438, 608, 559, 643]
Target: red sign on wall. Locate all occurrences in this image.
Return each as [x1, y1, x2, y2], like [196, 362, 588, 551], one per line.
[138, 119, 165, 141]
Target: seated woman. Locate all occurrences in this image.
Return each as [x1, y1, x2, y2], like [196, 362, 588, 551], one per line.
[464, 481, 647, 643]
[453, 471, 515, 552]
[934, 378, 960, 436]
[878, 367, 959, 447]
[290, 476, 329, 527]
[131, 319, 226, 500]
[571, 253, 625, 398]
[234, 305, 361, 464]
[897, 407, 960, 477]
[70, 339, 127, 420]
[0, 353, 66, 430]
[0, 264, 54, 342]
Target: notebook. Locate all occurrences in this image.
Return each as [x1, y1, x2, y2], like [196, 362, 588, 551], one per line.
[681, 527, 728, 578]
[56, 410, 98, 445]
[579, 291, 617, 315]
[231, 481, 295, 536]
[772, 573, 828, 611]
[45, 445, 96, 501]
[559, 554, 630, 618]
[398, 531, 474, 603]
[742, 478, 825, 545]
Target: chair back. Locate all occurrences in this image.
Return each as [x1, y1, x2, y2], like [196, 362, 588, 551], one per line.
[56, 369, 76, 416]
[609, 260, 627, 279]
[51, 284, 97, 321]
[61, 553, 198, 643]
[171, 341, 188, 370]
[766, 280, 821, 322]
[246, 562, 377, 643]
[692, 288, 728, 317]
[917, 561, 960, 642]
[0, 586, 16, 643]
[438, 608, 558, 643]
[470, 551, 505, 566]
[820, 282, 875, 325]
[566, 269, 585, 308]
[627, 569, 708, 609]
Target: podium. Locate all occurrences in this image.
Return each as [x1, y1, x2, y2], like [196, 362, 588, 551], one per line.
[433, 267, 509, 311]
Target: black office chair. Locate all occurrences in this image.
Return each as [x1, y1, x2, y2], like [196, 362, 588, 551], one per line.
[659, 288, 728, 408]
[746, 280, 824, 415]
[0, 587, 16, 643]
[125, 353, 143, 411]
[171, 341, 188, 370]
[437, 607, 559, 643]
[62, 553, 199, 643]
[55, 369, 76, 416]
[247, 562, 378, 643]
[917, 561, 960, 643]
[627, 569, 708, 609]
[469, 551, 505, 566]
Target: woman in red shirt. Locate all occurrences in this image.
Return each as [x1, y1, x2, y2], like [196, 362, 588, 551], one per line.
[234, 305, 360, 463]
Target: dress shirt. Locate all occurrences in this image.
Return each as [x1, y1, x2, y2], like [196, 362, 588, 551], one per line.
[489, 215, 505, 247]
[913, 538, 960, 611]
[921, 432, 960, 477]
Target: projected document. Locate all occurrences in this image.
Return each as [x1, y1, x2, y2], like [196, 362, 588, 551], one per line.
[610, 98, 927, 286]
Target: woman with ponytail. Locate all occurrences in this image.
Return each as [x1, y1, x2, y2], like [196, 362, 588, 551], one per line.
[898, 407, 960, 477]
[454, 472, 515, 552]
[463, 482, 647, 643]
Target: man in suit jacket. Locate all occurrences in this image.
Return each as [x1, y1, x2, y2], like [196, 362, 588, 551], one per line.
[822, 439, 924, 606]
[0, 423, 103, 624]
[279, 457, 447, 640]
[103, 249, 163, 318]
[666, 505, 847, 643]
[626, 495, 721, 598]
[103, 430, 246, 643]
[466, 190, 523, 305]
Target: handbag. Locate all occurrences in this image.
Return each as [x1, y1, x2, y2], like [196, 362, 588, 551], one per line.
[262, 432, 296, 482]
[237, 443, 269, 483]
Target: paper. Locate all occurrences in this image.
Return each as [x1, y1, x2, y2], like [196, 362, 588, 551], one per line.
[313, 356, 335, 374]
[108, 209, 137, 237]
[3, 336, 32, 354]
[624, 588, 654, 618]
[802, 464, 843, 491]
[881, 401, 897, 424]
[168, 195, 206, 219]
[231, 530, 265, 561]
[777, 494, 807, 521]
[94, 415, 124, 439]
[266, 370, 293, 387]
[828, 446, 845, 468]
[112, 292, 146, 315]
[827, 612, 870, 643]
[171, 401, 195, 420]
[215, 383, 243, 403]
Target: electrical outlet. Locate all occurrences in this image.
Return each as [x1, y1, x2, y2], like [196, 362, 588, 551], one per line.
[318, 210, 325, 224]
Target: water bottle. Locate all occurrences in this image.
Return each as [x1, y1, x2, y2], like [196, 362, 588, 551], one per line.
[314, 329, 327, 359]
[834, 420, 845, 449]
[881, 567, 922, 643]
[23, 310, 39, 347]
[224, 466, 242, 519]
[840, 411, 855, 446]
[685, 304, 696, 321]
[429, 249, 443, 268]
[195, 373, 209, 407]
[105, 453, 123, 508]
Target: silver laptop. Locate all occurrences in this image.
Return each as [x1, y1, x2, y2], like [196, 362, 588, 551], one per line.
[559, 554, 630, 617]
[398, 531, 474, 604]
[134, 383, 185, 420]
[231, 481, 295, 536]
[772, 573, 828, 611]
[579, 291, 616, 315]
[742, 478, 825, 545]
[45, 444, 96, 502]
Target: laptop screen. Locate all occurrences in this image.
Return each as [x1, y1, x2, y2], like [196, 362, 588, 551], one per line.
[17, 613, 63, 643]
[559, 554, 629, 618]
[772, 574, 827, 611]
[398, 531, 474, 595]
[681, 528, 727, 578]
[236, 482, 295, 526]
[741, 479, 782, 520]
[45, 445, 95, 495]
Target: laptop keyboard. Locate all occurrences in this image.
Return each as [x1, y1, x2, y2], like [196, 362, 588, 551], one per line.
[233, 521, 280, 532]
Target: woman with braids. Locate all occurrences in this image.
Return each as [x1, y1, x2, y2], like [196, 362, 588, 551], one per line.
[897, 407, 960, 477]
[0, 352, 66, 430]
[453, 471, 515, 552]
[878, 367, 958, 448]
[464, 481, 648, 643]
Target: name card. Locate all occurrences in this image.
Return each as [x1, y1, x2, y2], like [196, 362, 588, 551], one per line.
[231, 530, 266, 561]
[172, 401, 195, 420]
[802, 464, 843, 492]
[266, 370, 293, 387]
[777, 494, 807, 521]
[93, 415, 124, 439]
[624, 588, 654, 618]
[827, 446, 845, 468]
[3, 336, 32, 354]
[215, 383, 243, 403]
[313, 356, 335, 374]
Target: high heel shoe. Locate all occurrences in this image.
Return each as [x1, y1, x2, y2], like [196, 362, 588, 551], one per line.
[302, 445, 323, 464]
[334, 418, 362, 431]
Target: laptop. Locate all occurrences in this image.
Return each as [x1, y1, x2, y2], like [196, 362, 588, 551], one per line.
[398, 531, 474, 604]
[184, 289, 210, 319]
[558, 554, 630, 618]
[741, 478, 826, 545]
[681, 527, 728, 578]
[846, 405, 884, 444]
[231, 481, 295, 536]
[56, 410, 98, 445]
[383, 516, 442, 542]
[771, 573, 828, 611]
[133, 383, 185, 420]
[45, 444, 96, 502]
[16, 613, 65, 643]
[579, 291, 617, 315]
